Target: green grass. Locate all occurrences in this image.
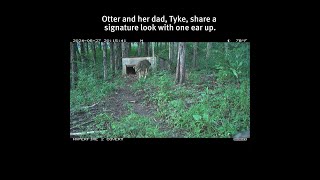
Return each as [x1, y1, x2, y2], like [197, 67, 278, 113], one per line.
[71, 42, 250, 138]
[132, 69, 250, 138]
[70, 68, 125, 113]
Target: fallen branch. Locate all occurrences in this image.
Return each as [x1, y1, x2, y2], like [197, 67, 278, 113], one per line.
[84, 102, 99, 108]
[70, 130, 108, 136]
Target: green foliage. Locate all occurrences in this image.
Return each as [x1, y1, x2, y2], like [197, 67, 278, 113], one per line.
[133, 69, 250, 138]
[71, 42, 250, 138]
[104, 113, 165, 138]
[70, 68, 124, 113]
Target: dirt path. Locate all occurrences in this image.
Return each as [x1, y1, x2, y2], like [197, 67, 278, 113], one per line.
[70, 75, 157, 135]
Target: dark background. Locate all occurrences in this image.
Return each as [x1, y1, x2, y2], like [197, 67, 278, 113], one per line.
[38, 7, 268, 154]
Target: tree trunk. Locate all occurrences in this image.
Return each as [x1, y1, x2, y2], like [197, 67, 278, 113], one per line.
[193, 42, 198, 68]
[179, 42, 186, 84]
[128, 42, 131, 57]
[205, 42, 212, 70]
[206, 42, 212, 60]
[175, 43, 181, 83]
[102, 42, 107, 81]
[114, 42, 118, 72]
[70, 42, 78, 88]
[174, 42, 179, 60]
[117, 42, 122, 69]
[169, 42, 173, 62]
[144, 42, 148, 56]
[99, 42, 102, 51]
[175, 42, 186, 84]
[92, 42, 96, 66]
[122, 42, 129, 58]
[75, 42, 80, 60]
[138, 42, 142, 56]
[80, 42, 86, 66]
[86, 42, 89, 54]
[110, 42, 115, 76]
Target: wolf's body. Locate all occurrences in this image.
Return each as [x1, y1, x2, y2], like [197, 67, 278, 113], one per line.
[134, 60, 151, 79]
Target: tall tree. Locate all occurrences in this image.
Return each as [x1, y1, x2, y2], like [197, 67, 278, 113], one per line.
[102, 42, 108, 81]
[86, 42, 89, 54]
[70, 42, 78, 88]
[114, 42, 118, 71]
[144, 42, 149, 56]
[122, 42, 129, 58]
[75, 42, 80, 59]
[117, 42, 122, 69]
[114, 42, 122, 70]
[110, 42, 115, 76]
[193, 42, 198, 68]
[175, 42, 186, 84]
[80, 42, 86, 65]
[205, 42, 212, 69]
[137, 42, 142, 56]
[205, 42, 212, 60]
[174, 42, 178, 60]
[92, 42, 96, 66]
[128, 42, 131, 56]
[169, 42, 173, 62]
[148, 43, 151, 56]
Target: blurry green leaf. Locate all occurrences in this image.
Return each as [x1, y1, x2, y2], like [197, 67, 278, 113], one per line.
[231, 68, 238, 79]
[193, 115, 202, 121]
[203, 113, 209, 121]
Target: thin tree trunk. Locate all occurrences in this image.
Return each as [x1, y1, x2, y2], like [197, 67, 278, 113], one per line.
[70, 42, 78, 88]
[156, 42, 158, 52]
[144, 42, 148, 56]
[138, 42, 142, 56]
[206, 42, 212, 60]
[174, 42, 179, 61]
[92, 42, 96, 66]
[114, 42, 118, 72]
[117, 42, 122, 69]
[148, 43, 151, 56]
[205, 42, 212, 70]
[169, 42, 173, 62]
[179, 42, 186, 84]
[175, 43, 181, 83]
[193, 42, 198, 68]
[122, 42, 129, 58]
[75, 42, 80, 60]
[80, 42, 86, 66]
[128, 42, 131, 57]
[110, 42, 115, 76]
[175, 42, 186, 84]
[102, 42, 107, 81]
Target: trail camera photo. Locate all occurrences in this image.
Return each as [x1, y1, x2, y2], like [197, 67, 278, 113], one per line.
[70, 42, 250, 139]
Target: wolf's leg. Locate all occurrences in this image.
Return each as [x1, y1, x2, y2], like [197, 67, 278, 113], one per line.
[144, 69, 147, 79]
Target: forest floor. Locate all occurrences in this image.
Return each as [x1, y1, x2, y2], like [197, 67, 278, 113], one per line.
[70, 74, 183, 138]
